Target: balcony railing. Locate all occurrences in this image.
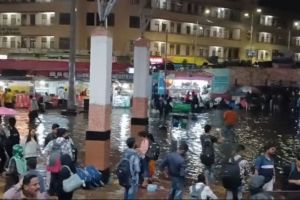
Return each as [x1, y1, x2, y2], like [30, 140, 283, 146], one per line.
[0, 0, 53, 3]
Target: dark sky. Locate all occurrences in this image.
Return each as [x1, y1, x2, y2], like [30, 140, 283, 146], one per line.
[258, 0, 300, 12]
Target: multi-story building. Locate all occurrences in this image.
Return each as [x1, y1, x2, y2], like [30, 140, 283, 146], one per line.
[0, 0, 299, 65]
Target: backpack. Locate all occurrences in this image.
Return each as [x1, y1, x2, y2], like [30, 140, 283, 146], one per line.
[221, 157, 243, 191]
[116, 154, 134, 188]
[190, 184, 205, 200]
[146, 142, 160, 160]
[47, 140, 62, 173]
[200, 134, 214, 166]
[76, 167, 93, 189]
[85, 166, 103, 187]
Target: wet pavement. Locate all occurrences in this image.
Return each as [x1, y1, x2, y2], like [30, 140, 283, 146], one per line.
[1, 107, 300, 198]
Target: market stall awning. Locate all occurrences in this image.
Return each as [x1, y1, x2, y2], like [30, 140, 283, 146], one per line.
[170, 71, 213, 81]
[0, 59, 131, 74]
[167, 56, 208, 67]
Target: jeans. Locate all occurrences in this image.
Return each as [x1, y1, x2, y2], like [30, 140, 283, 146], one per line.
[226, 186, 243, 200]
[141, 157, 150, 178]
[224, 125, 236, 143]
[168, 176, 184, 200]
[124, 184, 138, 200]
[204, 165, 214, 185]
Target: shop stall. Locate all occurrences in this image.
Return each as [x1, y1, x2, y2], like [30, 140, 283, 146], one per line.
[112, 73, 133, 108]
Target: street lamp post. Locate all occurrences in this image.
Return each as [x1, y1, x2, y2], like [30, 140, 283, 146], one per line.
[66, 0, 77, 114]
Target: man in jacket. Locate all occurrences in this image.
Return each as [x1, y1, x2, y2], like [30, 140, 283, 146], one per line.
[160, 142, 189, 200]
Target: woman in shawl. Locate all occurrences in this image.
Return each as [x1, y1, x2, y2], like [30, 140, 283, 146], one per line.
[4, 144, 27, 192]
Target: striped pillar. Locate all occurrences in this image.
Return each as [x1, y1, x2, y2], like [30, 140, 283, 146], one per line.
[85, 27, 112, 183]
[131, 38, 150, 136]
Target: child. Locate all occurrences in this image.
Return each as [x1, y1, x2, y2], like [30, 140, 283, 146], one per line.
[189, 174, 218, 200]
[24, 129, 39, 163]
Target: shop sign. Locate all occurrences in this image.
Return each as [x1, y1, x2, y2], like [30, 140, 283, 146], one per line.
[112, 73, 133, 81]
[0, 27, 21, 36]
[150, 57, 164, 64]
[49, 71, 89, 79]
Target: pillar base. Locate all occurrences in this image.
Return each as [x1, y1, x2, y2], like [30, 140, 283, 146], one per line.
[100, 167, 110, 184]
[61, 109, 77, 116]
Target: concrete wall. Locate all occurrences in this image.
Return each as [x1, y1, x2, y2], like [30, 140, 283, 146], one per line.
[230, 67, 300, 87]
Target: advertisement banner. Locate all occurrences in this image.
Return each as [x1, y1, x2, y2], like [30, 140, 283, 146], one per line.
[205, 68, 230, 94]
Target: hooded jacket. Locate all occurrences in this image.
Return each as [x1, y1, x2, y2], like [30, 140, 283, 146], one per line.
[123, 148, 140, 185]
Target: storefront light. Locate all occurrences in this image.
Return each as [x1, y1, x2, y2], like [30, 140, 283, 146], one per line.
[0, 54, 8, 60]
[0, 81, 5, 87]
[39, 80, 46, 86]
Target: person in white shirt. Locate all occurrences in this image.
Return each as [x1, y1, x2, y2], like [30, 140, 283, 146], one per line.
[189, 173, 218, 200]
[23, 128, 39, 162]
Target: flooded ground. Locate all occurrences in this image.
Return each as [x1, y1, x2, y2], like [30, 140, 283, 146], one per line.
[14, 108, 300, 188]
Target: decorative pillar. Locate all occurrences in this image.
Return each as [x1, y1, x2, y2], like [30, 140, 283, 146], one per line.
[131, 38, 150, 136]
[85, 27, 112, 183]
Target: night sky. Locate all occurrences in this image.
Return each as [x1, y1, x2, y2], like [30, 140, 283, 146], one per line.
[258, 0, 300, 12]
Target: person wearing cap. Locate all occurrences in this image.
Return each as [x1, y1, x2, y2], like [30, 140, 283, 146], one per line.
[249, 175, 274, 200]
[159, 142, 189, 200]
[44, 123, 59, 147]
[254, 144, 276, 191]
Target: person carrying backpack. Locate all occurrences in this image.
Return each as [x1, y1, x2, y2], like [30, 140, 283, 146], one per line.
[189, 173, 217, 200]
[43, 128, 73, 196]
[160, 142, 189, 200]
[117, 137, 140, 200]
[223, 145, 250, 200]
[200, 125, 220, 185]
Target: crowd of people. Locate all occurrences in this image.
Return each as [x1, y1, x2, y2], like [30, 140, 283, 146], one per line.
[0, 117, 77, 200]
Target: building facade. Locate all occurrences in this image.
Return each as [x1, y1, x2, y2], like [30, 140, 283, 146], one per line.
[0, 0, 299, 64]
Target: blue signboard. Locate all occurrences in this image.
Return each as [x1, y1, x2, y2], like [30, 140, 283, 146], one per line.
[205, 68, 230, 94]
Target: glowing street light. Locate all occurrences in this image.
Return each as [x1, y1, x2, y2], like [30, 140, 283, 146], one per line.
[244, 13, 249, 18]
[256, 8, 262, 13]
[205, 9, 210, 15]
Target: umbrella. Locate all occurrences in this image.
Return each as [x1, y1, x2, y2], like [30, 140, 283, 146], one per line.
[0, 107, 17, 116]
[238, 86, 261, 94]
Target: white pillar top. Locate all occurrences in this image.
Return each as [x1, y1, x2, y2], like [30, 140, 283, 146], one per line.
[91, 27, 112, 37]
[134, 37, 149, 48]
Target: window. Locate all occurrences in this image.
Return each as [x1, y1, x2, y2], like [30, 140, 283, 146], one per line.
[129, 16, 140, 28]
[186, 26, 191, 35]
[177, 24, 181, 34]
[170, 22, 175, 33]
[11, 14, 17, 25]
[86, 13, 95, 26]
[59, 13, 70, 25]
[50, 37, 55, 48]
[59, 37, 70, 49]
[162, 23, 167, 32]
[41, 37, 47, 48]
[21, 14, 27, 26]
[41, 14, 47, 25]
[2, 37, 7, 48]
[176, 44, 180, 55]
[29, 38, 35, 48]
[161, 43, 166, 55]
[3, 15, 8, 25]
[170, 44, 174, 55]
[186, 46, 190, 56]
[30, 14, 35, 25]
[11, 37, 16, 48]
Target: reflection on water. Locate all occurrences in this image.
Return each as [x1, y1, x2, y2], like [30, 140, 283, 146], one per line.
[14, 108, 299, 184]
